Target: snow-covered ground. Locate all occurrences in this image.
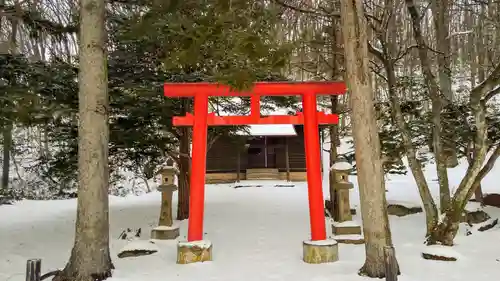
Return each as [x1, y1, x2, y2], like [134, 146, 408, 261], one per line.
[1, 146, 500, 281]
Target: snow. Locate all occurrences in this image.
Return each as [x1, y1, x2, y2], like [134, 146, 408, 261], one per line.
[231, 180, 295, 188]
[330, 161, 353, 171]
[119, 240, 159, 253]
[447, 30, 473, 38]
[387, 200, 423, 209]
[332, 220, 361, 227]
[465, 202, 483, 212]
[471, 218, 498, 231]
[333, 234, 364, 241]
[422, 245, 462, 260]
[178, 240, 212, 249]
[1, 138, 500, 281]
[236, 124, 297, 136]
[303, 239, 338, 246]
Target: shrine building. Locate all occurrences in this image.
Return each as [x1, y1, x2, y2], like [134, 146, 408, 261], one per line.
[205, 123, 326, 183]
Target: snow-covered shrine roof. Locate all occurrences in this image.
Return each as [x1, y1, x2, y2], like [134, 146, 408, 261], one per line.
[236, 124, 297, 136]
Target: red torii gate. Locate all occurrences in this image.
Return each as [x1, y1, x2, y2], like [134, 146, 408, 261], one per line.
[164, 81, 346, 242]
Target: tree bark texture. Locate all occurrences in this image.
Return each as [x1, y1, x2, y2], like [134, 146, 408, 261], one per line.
[430, 0, 458, 170]
[339, 0, 398, 277]
[430, 0, 453, 102]
[55, 0, 113, 280]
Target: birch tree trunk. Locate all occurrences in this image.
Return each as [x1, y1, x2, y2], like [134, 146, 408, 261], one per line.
[339, 0, 398, 276]
[55, 0, 114, 280]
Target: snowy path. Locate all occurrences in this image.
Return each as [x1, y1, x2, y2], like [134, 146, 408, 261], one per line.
[2, 178, 500, 281]
[108, 186, 369, 281]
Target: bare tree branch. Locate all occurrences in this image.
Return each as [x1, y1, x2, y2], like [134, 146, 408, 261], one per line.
[271, 0, 326, 17]
[484, 86, 500, 102]
[469, 145, 500, 196]
[473, 62, 500, 100]
[394, 45, 418, 62]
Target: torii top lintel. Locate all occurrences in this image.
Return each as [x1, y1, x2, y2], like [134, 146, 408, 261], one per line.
[163, 81, 346, 97]
[163, 81, 346, 126]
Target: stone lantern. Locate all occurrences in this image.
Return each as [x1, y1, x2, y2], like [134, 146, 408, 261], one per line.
[330, 159, 364, 244]
[331, 160, 353, 222]
[151, 166, 180, 240]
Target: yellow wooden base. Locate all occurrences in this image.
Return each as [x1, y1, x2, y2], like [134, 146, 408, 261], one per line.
[302, 239, 339, 264]
[176, 241, 212, 264]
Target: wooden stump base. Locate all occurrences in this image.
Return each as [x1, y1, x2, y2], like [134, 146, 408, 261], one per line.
[302, 239, 339, 264]
[151, 225, 180, 240]
[177, 240, 213, 264]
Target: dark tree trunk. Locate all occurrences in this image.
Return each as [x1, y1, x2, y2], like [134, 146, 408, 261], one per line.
[328, 16, 341, 216]
[328, 104, 338, 218]
[236, 149, 241, 182]
[285, 137, 290, 181]
[1, 124, 12, 194]
[177, 99, 191, 220]
[474, 185, 484, 205]
[1, 9, 16, 197]
[177, 138, 190, 220]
